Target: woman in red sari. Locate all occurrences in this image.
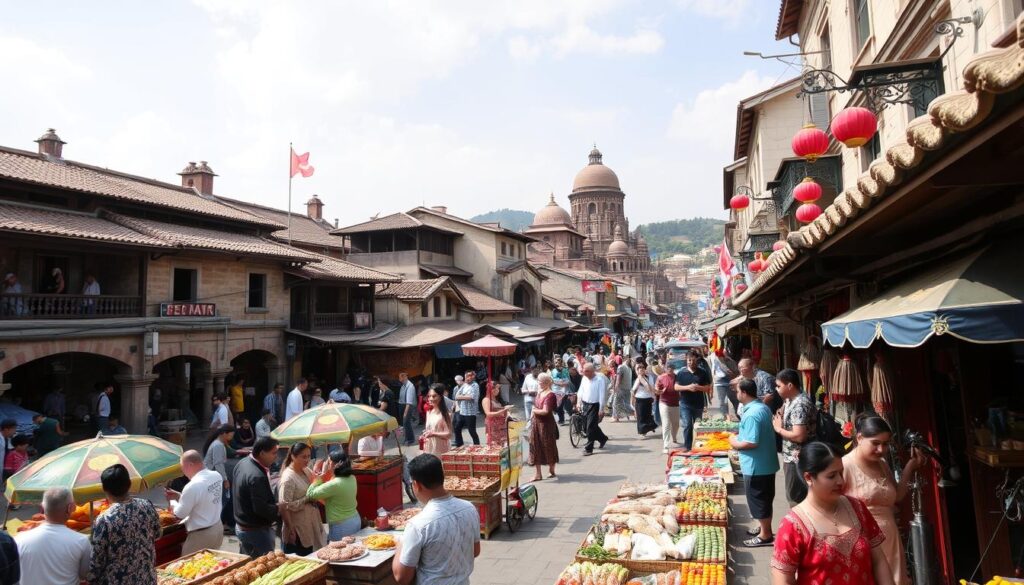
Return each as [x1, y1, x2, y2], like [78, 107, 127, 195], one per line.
[771, 442, 894, 585]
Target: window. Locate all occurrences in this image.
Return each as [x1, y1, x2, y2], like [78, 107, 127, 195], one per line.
[433, 296, 441, 317]
[248, 273, 267, 309]
[446, 298, 453, 316]
[421, 302, 428, 317]
[860, 133, 881, 172]
[820, 27, 832, 71]
[172, 268, 197, 301]
[853, 0, 871, 50]
[501, 242, 507, 256]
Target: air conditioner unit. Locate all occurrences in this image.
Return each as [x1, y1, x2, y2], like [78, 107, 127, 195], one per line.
[144, 331, 159, 356]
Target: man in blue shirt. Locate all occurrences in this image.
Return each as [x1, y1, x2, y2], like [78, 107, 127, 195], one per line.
[730, 378, 780, 548]
[673, 350, 711, 451]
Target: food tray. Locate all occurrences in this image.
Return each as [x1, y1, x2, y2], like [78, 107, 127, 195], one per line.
[351, 455, 403, 474]
[156, 548, 249, 585]
[574, 528, 725, 573]
[446, 477, 501, 498]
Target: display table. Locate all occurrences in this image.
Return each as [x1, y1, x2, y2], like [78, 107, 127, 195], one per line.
[352, 456, 404, 522]
[311, 527, 399, 585]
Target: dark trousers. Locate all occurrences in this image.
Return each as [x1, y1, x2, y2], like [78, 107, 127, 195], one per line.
[556, 394, 573, 424]
[283, 542, 313, 557]
[401, 406, 416, 445]
[221, 486, 235, 530]
[580, 401, 608, 453]
[635, 397, 657, 435]
[453, 414, 479, 447]
[784, 461, 808, 505]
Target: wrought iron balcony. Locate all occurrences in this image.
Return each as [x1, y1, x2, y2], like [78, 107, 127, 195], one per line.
[769, 155, 843, 216]
[0, 294, 142, 319]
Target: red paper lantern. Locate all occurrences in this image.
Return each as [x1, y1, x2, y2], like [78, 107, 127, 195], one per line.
[791, 123, 829, 162]
[748, 259, 762, 273]
[793, 177, 822, 203]
[729, 194, 750, 210]
[772, 240, 786, 252]
[831, 107, 877, 148]
[795, 203, 822, 223]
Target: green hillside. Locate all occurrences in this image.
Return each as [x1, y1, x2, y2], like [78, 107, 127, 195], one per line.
[470, 209, 534, 232]
[637, 217, 725, 258]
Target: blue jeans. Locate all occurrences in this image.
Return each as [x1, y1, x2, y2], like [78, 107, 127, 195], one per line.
[328, 514, 362, 541]
[653, 400, 661, 425]
[236, 526, 275, 557]
[401, 406, 416, 445]
[679, 404, 703, 451]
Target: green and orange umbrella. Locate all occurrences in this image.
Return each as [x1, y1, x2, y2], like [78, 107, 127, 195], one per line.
[4, 433, 183, 504]
[271, 402, 399, 447]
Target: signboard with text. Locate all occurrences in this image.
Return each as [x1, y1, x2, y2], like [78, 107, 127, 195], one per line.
[160, 303, 216, 317]
[582, 280, 614, 293]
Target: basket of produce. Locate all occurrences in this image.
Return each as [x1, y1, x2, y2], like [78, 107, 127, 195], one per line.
[246, 558, 325, 585]
[627, 563, 727, 585]
[384, 507, 422, 530]
[198, 552, 320, 585]
[156, 549, 249, 585]
[576, 521, 726, 572]
[555, 561, 727, 585]
[444, 475, 500, 498]
[556, 561, 630, 585]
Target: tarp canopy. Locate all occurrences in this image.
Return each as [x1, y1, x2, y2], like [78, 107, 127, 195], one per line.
[822, 239, 1024, 348]
[697, 309, 742, 332]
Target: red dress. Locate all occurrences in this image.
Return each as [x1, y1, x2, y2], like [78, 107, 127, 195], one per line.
[771, 496, 885, 585]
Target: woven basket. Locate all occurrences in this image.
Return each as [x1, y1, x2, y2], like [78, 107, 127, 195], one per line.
[574, 527, 727, 570]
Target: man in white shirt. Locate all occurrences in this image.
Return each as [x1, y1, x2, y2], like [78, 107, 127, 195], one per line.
[96, 383, 113, 433]
[398, 373, 417, 446]
[166, 450, 224, 555]
[285, 378, 307, 421]
[520, 367, 541, 426]
[577, 363, 609, 456]
[15, 487, 91, 585]
[210, 394, 229, 428]
[255, 409, 274, 440]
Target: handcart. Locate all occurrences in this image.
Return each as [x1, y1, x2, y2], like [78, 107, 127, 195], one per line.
[502, 417, 538, 532]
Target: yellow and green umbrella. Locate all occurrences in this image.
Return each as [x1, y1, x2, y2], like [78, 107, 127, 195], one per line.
[271, 402, 398, 446]
[4, 434, 183, 504]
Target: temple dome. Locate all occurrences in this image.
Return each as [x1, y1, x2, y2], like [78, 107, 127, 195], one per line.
[532, 193, 574, 226]
[572, 146, 620, 192]
[607, 225, 629, 256]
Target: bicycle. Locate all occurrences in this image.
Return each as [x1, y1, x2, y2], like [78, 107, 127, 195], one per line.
[568, 397, 586, 448]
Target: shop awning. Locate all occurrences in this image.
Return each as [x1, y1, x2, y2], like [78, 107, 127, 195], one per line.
[434, 343, 465, 359]
[519, 335, 546, 344]
[717, 313, 748, 337]
[697, 309, 741, 332]
[822, 240, 1024, 348]
[353, 321, 483, 349]
[287, 323, 399, 345]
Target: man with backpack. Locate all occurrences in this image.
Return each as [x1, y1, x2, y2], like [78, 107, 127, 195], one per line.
[772, 368, 814, 505]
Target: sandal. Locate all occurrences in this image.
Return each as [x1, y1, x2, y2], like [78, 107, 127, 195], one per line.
[531, 476, 543, 482]
[746, 527, 761, 537]
[743, 535, 774, 547]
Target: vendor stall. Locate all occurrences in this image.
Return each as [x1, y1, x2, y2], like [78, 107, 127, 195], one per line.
[311, 526, 404, 585]
[440, 445, 510, 538]
[156, 550, 328, 585]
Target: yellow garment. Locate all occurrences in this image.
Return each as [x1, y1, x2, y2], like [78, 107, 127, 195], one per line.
[230, 384, 245, 413]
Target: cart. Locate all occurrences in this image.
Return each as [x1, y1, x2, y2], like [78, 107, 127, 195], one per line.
[502, 417, 538, 532]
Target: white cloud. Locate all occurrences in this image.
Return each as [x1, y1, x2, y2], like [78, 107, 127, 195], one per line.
[667, 69, 776, 150]
[676, 0, 750, 21]
[551, 24, 664, 56]
[508, 36, 543, 62]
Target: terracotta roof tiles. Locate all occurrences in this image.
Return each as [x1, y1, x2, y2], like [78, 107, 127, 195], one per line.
[376, 277, 453, 301]
[291, 253, 401, 283]
[0, 203, 171, 248]
[451, 282, 523, 313]
[217, 197, 347, 250]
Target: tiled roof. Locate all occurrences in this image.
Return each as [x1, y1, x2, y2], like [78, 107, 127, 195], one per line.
[420, 264, 473, 278]
[353, 320, 482, 348]
[451, 282, 522, 313]
[0, 203, 172, 248]
[332, 212, 461, 235]
[376, 277, 454, 301]
[737, 18, 1024, 306]
[291, 253, 401, 283]
[408, 207, 533, 242]
[217, 197, 346, 250]
[103, 211, 320, 261]
[0, 147, 281, 229]
[542, 294, 575, 312]
[775, 0, 803, 40]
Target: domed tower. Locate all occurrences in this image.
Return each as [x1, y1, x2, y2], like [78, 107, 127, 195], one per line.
[636, 231, 650, 270]
[525, 193, 587, 265]
[606, 225, 629, 272]
[568, 146, 628, 260]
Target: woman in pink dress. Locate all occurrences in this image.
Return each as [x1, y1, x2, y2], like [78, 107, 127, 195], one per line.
[420, 385, 452, 456]
[482, 381, 512, 446]
[772, 442, 894, 585]
[842, 414, 925, 585]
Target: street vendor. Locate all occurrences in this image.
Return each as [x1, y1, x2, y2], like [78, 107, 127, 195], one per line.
[356, 432, 386, 458]
[165, 450, 224, 555]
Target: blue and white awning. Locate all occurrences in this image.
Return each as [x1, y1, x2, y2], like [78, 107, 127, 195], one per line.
[822, 240, 1024, 348]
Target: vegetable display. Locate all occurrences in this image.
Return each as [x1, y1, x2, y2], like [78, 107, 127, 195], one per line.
[158, 551, 236, 584]
[556, 562, 629, 585]
[248, 559, 321, 585]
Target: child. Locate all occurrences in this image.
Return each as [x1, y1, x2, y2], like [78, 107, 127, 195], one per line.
[4, 435, 29, 479]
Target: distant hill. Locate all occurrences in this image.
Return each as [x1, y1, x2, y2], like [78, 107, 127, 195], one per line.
[637, 217, 726, 258]
[470, 209, 534, 232]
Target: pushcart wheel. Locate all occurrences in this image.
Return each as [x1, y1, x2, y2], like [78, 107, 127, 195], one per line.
[569, 414, 583, 448]
[506, 504, 523, 532]
[526, 496, 538, 520]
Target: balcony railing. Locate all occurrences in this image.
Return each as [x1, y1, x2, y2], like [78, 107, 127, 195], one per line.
[0, 294, 142, 319]
[291, 312, 373, 331]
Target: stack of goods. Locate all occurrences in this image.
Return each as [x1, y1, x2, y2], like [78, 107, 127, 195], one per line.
[441, 446, 506, 538]
[692, 420, 738, 436]
[675, 483, 727, 525]
[556, 562, 726, 585]
[441, 446, 507, 480]
[200, 552, 323, 585]
[687, 433, 732, 455]
[444, 475, 500, 497]
[245, 559, 324, 585]
[384, 507, 421, 530]
[315, 536, 368, 562]
[157, 550, 247, 585]
[666, 455, 731, 486]
[351, 455, 402, 473]
[556, 562, 630, 585]
[17, 500, 181, 534]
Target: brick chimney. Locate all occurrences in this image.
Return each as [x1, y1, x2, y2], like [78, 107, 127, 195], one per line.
[35, 128, 66, 158]
[178, 161, 217, 195]
[306, 194, 324, 220]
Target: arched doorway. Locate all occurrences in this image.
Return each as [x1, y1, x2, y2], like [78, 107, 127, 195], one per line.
[512, 282, 537, 317]
[2, 352, 131, 440]
[229, 350, 279, 424]
[151, 355, 210, 428]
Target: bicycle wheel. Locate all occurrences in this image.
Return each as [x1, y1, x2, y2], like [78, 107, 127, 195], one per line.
[526, 495, 538, 520]
[507, 504, 523, 532]
[569, 415, 583, 448]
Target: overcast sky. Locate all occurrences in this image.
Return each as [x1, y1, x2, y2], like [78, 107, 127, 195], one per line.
[2, 1, 797, 226]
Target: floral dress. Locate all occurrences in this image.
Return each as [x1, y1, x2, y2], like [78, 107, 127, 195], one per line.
[88, 497, 161, 585]
[843, 454, 909, 585]
[484, 398, 508, 446]
[771, 496, 885, 585]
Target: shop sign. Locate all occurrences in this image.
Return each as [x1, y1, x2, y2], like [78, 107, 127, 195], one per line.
[160, 302, 217, 317]
[582, 280, 614, 293]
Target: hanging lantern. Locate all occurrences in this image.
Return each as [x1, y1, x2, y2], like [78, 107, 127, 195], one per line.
[748, 259, 763, 273]
[791, 123, 829, 162]
[729, 193, 750, 211]
[795, 203, 823, 223]
[831, 107, 877, 148]
[772, 240, 786, 252]
[793, 177, 822, 203]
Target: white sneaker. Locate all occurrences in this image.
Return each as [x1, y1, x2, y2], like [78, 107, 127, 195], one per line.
[662, 448, 669, 454]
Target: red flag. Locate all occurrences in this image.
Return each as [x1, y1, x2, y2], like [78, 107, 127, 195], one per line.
[717, 238, 737, 298]
[290, 148, 315, 178]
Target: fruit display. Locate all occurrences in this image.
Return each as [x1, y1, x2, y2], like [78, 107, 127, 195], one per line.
[689, 432, 732, 453]
[248, 559, 322, 585]
[684, 482, 727, 500]
[625, 564, 726, 585]
[693, 420, 738, 433]
[556, 562, 629, 585]
[315, 536, 368, 562]
[386, 507, 422, 530]
[676, 526, 726, 564]
[675, 498, 727, 524]
[158, 551, 235, 583]
[200, 552, 291, 585]
[363, 534, 397, 550]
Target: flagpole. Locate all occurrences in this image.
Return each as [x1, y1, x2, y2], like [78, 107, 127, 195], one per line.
[287, 142, 293, 246]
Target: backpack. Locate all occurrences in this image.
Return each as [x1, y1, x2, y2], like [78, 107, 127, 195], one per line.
[815, 408, 848, 450]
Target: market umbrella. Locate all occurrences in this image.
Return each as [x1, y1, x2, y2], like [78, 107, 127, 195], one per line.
[831, 354, 867, 425]
[4, 433, 183, 505]
[870, 353, 897, 427]
[271, 402, 399, 447]
[462, 334, 517, 383]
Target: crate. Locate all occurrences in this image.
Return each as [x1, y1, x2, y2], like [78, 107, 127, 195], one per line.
[354, 460, 404, 523]
[282, 558, 330, 585]
[446, 477, 501, 499]
[155, 548, 250, 585]
[464, 493, 502, 539]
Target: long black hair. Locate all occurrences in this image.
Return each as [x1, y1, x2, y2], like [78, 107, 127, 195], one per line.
[853, 413, 892, 444]
[329, 450, 353, 478]
[797, 441, 844, 478]
[428, 383, 451, 428]
[283, 442, 311, 469]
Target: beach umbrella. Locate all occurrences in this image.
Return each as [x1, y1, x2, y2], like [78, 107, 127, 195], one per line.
[870, 353, 897, 428]
[462, 334, 518, 383]
[831, 354, 867, 424]
[271, 402, 399, 447]
[4, 434, 183, 505]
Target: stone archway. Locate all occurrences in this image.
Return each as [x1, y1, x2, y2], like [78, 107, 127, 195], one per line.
[512, 281, 538, 318]
[151, 354, 211, 429]
[229, 349, 281, 424]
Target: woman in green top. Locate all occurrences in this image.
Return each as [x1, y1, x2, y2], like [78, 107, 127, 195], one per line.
[32, 413, 67, 456]
[308, 450, 360, 541]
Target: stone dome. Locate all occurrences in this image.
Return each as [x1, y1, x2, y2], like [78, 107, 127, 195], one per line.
[607, 225, 629, 256]
[572, 147, 620, 192]
[532, 193, 573, 226]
